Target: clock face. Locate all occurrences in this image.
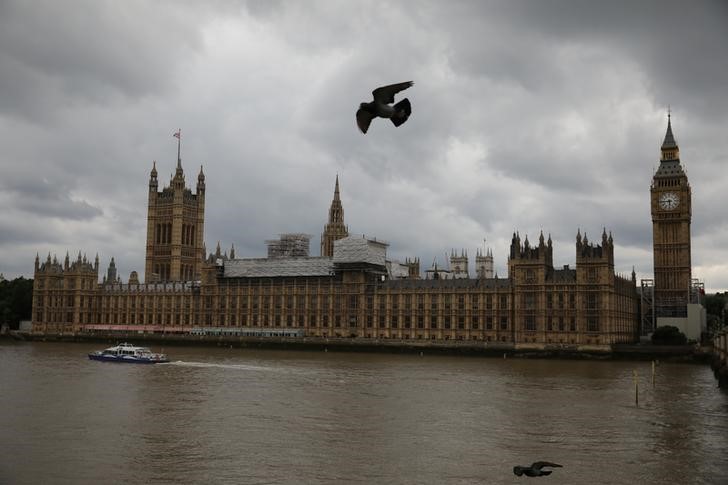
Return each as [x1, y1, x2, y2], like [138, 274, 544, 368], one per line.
[659, 192, 680, 210]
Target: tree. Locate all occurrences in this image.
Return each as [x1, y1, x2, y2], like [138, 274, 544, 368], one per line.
[0, 276, 33, 330]
[704, 292, 727, 318]
[651, 325, 687, 345]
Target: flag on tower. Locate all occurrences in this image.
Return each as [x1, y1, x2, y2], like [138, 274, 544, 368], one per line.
[173, 129, 181, 139]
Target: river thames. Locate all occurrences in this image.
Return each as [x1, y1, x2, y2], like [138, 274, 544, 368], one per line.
[1, 341, 726, 484]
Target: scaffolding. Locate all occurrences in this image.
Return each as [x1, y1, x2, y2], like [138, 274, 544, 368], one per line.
[641, 278, 704, 336]
[640, 279, 655, 336]
[266, 234, 311, 259]
[690, 278, 705, 305]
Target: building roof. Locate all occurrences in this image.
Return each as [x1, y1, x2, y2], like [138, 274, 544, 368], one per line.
[222, 234, 387, 279]
[654, 159, 685, 178]
[382, 278, 511, 290]
[551, 268, 577, 283]
[224, 257, 334, 278]
[661, 116, 678, 149]
[332, 235, 387, 267]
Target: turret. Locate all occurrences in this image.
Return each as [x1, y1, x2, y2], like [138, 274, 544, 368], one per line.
[405, 257, 420, 279]
[149, 161, 158, 191]
[450, 249, 469, 279]
[197, 165, 205, 194]
[576, 228, 614, 265]
[508, 228, 554, 281]
[106, 257, 117, 284]
[476, 246, 494, 279]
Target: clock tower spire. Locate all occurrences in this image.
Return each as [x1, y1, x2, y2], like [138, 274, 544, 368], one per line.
[650, 113, 692, 318]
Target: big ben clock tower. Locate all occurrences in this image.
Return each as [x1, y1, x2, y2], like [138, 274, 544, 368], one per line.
[650, 114, 692, 317]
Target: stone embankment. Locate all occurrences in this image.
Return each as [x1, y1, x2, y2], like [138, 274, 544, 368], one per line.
[711, 329, 728, 388]
[19, 331, 711, 362]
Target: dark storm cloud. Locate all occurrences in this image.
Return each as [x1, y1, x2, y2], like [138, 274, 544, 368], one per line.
[495, 0, 728, 118]
[0, 0, 205, 122]
[0, 0, 726, 290]
[1, 172, 102, 220]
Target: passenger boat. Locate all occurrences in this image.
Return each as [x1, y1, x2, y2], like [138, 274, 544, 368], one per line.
[88, 342, 169, 364]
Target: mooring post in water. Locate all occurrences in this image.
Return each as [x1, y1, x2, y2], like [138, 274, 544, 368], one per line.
[633, 370, 639, 407]
[652, 360, 656, 389]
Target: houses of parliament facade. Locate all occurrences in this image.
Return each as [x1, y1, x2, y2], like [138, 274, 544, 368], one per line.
[31, 121, 695, 348]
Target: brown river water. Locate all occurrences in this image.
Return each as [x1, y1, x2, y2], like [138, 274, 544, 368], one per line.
[1, 341, 727, 484]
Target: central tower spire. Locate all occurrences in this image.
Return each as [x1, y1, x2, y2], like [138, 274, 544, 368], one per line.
[320, 174, 349, 257]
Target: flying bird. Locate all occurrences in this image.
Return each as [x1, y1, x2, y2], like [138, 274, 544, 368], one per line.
[513, 461, 563, 477]
[356, 81, 414, 134]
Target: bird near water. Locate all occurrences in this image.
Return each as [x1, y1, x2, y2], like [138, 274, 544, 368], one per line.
[513, 461, 563, 477]
[356, 81, 413, 133]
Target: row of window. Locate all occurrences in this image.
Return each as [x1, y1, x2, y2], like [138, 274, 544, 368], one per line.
[40, 310, 601, 333]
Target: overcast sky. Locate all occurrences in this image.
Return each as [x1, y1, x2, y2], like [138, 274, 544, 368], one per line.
[1, 0, 727, 291]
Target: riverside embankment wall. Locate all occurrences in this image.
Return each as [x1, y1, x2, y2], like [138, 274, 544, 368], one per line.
[19, 331, 710, 362]
[711, 329, 728, 387]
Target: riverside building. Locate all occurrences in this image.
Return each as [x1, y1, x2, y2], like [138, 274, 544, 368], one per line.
[32, 141, 645, 349]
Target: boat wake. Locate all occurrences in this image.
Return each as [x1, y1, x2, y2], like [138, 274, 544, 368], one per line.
[163, 361, 282, 372]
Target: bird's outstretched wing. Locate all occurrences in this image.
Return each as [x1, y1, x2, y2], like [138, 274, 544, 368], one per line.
[372, 81, 414, 104]
[532, 461, 562, 469]
[356, 108, 374, 134]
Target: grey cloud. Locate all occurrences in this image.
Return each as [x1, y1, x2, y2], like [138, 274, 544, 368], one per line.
[0, 0, 206, 123]
[1, 1, 727, 292]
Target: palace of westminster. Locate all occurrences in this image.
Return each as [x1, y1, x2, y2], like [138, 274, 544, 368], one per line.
[31, 118, 705, 347]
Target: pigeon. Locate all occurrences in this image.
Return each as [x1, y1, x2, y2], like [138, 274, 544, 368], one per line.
[356, 81, 414, 133]
[513, 461, 563, 477]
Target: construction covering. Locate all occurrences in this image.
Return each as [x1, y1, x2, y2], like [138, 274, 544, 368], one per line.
[265, 233, 311, 258]
[224, 257, 334, 278]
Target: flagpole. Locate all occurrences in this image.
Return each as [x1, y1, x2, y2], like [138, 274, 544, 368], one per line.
[177, 129, 181, 165]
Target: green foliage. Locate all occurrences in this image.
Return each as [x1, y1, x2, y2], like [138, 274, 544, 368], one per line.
[704, 292, 727, 318]
[651, 325, 688, 346]
[0, 276, 34, 330]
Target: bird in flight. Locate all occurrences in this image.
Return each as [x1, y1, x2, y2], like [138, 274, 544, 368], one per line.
[356, 81, 414, 134]
[513, 461, 563, 477]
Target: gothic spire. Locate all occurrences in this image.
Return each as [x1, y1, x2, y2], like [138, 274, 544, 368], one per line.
[149, 161, 158, 190]
[658, 111, 682, 167]
[661, 111, 677, 150]
[321, 174, 348, 257]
